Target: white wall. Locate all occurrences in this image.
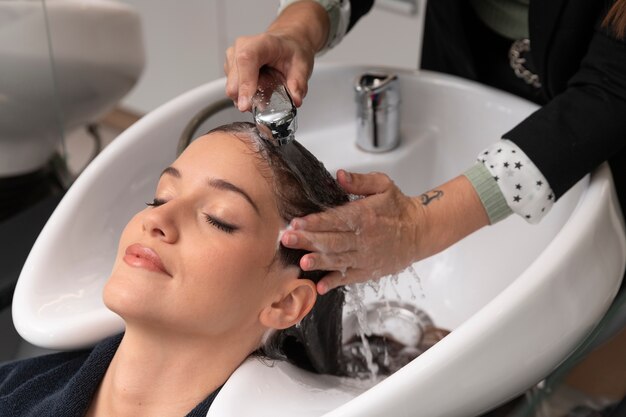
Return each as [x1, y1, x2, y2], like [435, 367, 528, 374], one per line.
[118, 0, 225, 114]
[119, 0, 424, 114]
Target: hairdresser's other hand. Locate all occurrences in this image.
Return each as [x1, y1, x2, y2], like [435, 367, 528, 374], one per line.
[224, 1, 330, 112]
[281, 170, 490, 294]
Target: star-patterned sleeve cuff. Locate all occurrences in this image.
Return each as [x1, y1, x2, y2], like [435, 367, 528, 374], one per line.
[278, 0, 350, 55]
[464, 162, 512, 224]
[476, 139, 555, 224]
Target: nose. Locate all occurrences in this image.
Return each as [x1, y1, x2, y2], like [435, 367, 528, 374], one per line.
[142, 204, 179, 243]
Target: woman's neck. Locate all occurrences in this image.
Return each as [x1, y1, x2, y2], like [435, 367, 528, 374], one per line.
[86, 325, 259, 417]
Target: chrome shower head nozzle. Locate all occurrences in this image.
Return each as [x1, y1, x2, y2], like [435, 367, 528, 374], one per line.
[251, 68, 297, 147]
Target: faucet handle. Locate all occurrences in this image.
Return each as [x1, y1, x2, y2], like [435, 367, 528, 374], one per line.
[355, 72, 399, 97]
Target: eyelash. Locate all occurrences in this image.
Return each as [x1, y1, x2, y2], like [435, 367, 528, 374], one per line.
[204, 214, 237, 234]
[146, 198, 166, 207]
[145, 198, 237, 234]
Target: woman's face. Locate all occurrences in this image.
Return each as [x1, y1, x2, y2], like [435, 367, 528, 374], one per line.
[105, 131, 291, 339]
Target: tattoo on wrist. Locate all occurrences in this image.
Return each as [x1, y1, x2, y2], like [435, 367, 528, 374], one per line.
[420, 190, 444, 205]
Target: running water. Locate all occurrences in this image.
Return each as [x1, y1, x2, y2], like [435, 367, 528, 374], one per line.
[343, 284, 378, 380]
[341, 266, 449, 380]
[407, 265, 426, 299]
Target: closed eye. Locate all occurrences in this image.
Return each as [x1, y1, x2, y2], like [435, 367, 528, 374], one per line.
[146, 198, 166, 207]
[204, 214, 237, 234]
[147, 198, 238, 233]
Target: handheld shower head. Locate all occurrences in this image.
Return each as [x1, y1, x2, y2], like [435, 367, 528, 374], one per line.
[252, 68, 297, 146]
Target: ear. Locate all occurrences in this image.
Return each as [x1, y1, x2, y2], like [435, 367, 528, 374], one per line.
[259, 278, 317, 330]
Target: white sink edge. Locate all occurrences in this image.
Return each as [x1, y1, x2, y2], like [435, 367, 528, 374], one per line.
[322, 163, 626, 417]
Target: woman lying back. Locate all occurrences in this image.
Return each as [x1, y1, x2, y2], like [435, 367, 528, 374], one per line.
[0, 122, 348, 417]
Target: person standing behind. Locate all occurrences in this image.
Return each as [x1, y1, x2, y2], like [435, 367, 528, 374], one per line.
[224, 0, 626, 295]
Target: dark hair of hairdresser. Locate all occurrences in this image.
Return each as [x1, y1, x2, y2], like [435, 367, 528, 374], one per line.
[205, 122, 350, 376]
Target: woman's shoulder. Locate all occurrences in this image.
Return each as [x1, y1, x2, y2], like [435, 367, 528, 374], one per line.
[0, 348, 92, 396]
[0, 333, 122, 416]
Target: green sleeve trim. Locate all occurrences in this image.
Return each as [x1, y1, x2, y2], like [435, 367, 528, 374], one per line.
[464, 162, 512, 224]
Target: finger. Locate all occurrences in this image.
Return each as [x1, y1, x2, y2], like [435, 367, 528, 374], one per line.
[291, 205, 361, 233]
[282, 229, 357, 253]
[317, 268, 374, 294]
[300, 250, 358, 271]
[337, 170, 394, 196]
[286, 78, 304, 107]
[285, 59, 311, 107]
[234, 46, 264, 112]
[316, 271, 345, 294]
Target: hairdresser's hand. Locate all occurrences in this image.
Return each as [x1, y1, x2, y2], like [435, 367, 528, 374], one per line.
[224, 1, 329, 112]
[282, 170, 423, 293]
[281, 170, 490, 294]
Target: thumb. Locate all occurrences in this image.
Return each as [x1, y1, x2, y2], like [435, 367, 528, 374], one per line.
[337, 170, 393, 196]
[285, 64, 310, 108]
[286, 77, 306, 107]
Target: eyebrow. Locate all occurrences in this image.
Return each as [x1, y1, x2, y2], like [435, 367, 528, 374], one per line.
[160, 166, 181, 178]
[160, 166, 260, 215]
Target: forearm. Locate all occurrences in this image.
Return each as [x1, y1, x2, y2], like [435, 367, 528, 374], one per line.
[269, 1, 330, 54]
[414, 175, 490, 259]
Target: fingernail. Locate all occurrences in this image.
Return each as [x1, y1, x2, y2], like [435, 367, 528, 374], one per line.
[238, 95, 249, 111]
[291, 219, 306, 230]
[284, 233, 297, 246]
[293, 89, 302, 105]
[304, 257, 314, 269]
[317, 282, 327, 295]
[343, 171, 352, 183]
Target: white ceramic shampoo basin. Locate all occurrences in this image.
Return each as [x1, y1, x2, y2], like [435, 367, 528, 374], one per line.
[13, 64, 626, 417]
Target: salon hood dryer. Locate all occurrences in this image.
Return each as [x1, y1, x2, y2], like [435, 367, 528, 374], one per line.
[12, 64, 626, 417]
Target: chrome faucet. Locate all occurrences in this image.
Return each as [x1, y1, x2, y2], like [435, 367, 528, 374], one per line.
[354, 71, 400, 152]
[252, 67, 297, 146]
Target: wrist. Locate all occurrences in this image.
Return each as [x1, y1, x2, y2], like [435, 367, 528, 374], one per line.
[413, 175, 490, 260]
[270, 1, 330, 54]
[407, 196, 429, 263]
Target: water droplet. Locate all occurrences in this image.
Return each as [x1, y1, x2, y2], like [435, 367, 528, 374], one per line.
[406, 265, 426, 299]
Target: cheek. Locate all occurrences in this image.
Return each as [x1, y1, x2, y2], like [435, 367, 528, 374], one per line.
[186, 243, 264, 292]
[181, 238, 277, 308]
[171, 254, 270, 334]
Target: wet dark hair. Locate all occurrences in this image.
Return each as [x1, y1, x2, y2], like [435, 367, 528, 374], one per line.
[205, 122, 350, 376]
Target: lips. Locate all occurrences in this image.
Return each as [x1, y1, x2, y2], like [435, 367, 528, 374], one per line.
[123, 243, 170, 276]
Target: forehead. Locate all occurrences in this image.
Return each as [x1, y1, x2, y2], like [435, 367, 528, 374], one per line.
[179, 130, 266, 170]
[174, 130, 274, 198]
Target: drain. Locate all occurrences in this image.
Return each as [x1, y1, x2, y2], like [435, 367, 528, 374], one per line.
[343, 301, 433, 346]
[342, 301, 449, 377]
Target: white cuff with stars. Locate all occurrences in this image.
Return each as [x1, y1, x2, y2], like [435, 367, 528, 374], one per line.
[477, 139, 555, 224]
[278, 0, 351, 55]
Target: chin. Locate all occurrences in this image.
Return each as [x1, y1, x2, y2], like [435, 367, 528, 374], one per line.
[103, 269, 148, 319]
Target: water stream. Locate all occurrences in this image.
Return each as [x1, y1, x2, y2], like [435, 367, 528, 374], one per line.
[341, 266, 449, 381]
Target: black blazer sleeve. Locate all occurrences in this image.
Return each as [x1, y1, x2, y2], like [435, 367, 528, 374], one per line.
[347, 0, 375, 32]
[504, 27, 626, 200]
